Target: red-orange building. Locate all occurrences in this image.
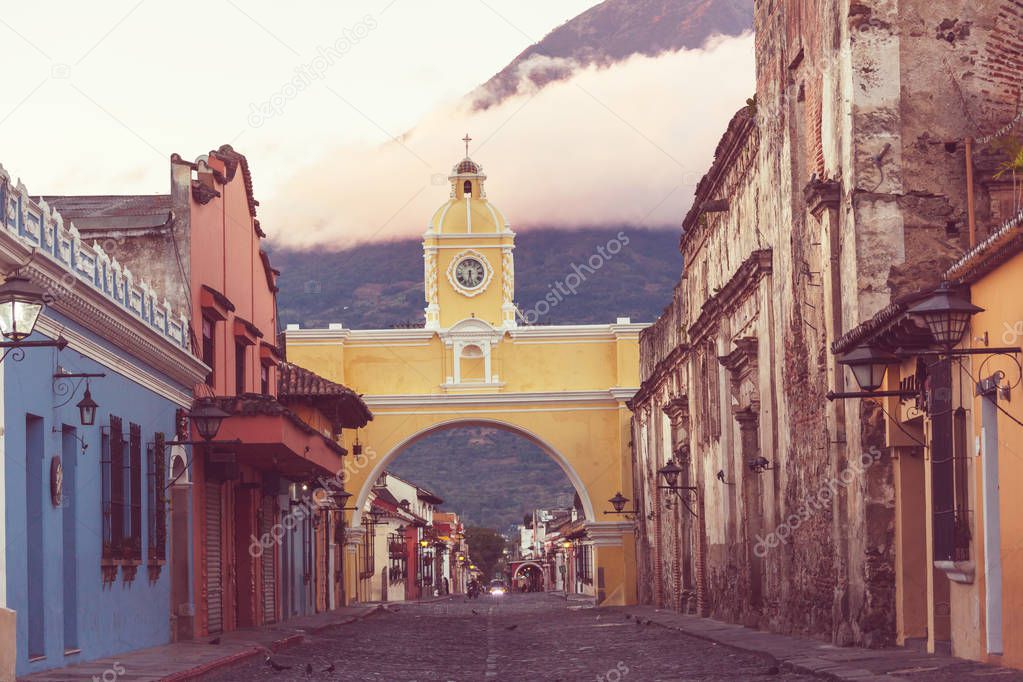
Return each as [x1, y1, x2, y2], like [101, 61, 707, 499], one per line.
[45, 145, 371, 638]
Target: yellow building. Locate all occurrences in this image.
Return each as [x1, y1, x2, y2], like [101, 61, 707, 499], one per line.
[831, 211, 1023, 666]
[286, 150, 644, 606]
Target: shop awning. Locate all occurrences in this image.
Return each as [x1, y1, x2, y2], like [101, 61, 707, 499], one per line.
[204, 394, 346, 481]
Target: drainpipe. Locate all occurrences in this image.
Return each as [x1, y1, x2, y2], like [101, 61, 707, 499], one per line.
[966, 137, 977, 249]
[980, 387, 1003, 654]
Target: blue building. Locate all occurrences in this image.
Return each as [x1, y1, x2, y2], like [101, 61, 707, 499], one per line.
[0, 166, 208, 676]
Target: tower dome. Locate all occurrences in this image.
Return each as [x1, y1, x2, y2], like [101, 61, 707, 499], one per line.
[454, 157, 481, 175]
[429, 140, 509, 234]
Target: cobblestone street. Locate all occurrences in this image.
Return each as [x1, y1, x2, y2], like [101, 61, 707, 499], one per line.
[199, 593, 809, 681]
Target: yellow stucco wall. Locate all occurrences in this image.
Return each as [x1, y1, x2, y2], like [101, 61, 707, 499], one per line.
[286, 155, 643, 606]
[965, 248, 1023, 668]
[286, 323, 643, 606]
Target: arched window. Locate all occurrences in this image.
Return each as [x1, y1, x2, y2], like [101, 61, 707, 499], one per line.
[463, 180, 472, 196]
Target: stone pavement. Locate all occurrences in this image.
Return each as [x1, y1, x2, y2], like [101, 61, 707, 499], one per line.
[17, 605, 381, 682]
[199, 592, 814, 681]
[618, 605, 1023, 681]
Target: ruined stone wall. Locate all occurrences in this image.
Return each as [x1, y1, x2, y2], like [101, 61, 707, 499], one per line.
[633, 0, 1019, 648]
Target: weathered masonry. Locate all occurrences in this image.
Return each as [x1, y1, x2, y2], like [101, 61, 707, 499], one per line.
[630, 0, 1022, 650]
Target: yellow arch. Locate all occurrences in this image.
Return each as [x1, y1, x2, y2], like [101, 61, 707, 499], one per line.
[350, 417, 595, 526]
[512, 561, 546, 580]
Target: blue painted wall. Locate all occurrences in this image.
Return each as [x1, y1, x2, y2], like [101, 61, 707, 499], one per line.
[4, 313, 192, 675]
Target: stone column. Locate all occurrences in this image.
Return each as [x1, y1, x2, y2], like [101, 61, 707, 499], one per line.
[734, 406, 764, 615]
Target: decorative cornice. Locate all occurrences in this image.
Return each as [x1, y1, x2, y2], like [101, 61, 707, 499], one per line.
[662, 395, 689, 425]
[286, 322, 648, 345]
[584, 521, 634, 546]
[0, 166, 193, 359]
[422, 232, 516, 241]
[719, 336, 758, 378]
[35, 316, 196, 406]
[364, 389, 637, 409]
[803, 178, 842, 219]
[680, 107, 758, 251]
[630, 343, 689, 409]
[509, 323, 647, 341]
[688, 249, 772, 343]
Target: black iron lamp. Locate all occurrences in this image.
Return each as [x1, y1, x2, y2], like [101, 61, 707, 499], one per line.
[330, 488, 354, 510]
[363, 507, 385, 526]
[0, 274, 69, 361]
[190, 398, 229, 442]
[908, 281, 983, 349]
[76, 382, 99, 426]
[838, 346, 898, 392]
[827, 345, 919, 401]
[0, 275, 45, 342]
[657, 459, 700, 517]
[657, 459, 684, 488]
[604, 492, 637, 517]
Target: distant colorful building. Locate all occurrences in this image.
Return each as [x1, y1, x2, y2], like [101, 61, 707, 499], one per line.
[1, 166, 206, 676]
[355, 471, 453, 602]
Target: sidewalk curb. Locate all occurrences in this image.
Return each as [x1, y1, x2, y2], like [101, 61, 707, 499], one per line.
[618, 609, 1019, 681]
[622, 611, 791, 677]
[163, 606, 382, 682]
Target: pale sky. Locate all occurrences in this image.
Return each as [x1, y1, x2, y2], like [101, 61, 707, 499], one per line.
[0, 1, 598, 195]
[0, 1, 755, 247]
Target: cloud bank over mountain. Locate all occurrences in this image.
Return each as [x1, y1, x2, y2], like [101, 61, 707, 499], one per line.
[265, 33, 754, 249]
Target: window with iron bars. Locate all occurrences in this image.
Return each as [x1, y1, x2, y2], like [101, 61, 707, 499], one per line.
[361, 524, 375, 578]
[146, 433, 167, 562]
[575, 545, 593, 584]
[419, 548, 434, 586]
[388, 532, 406, 584]
[101, 417, 143, 565]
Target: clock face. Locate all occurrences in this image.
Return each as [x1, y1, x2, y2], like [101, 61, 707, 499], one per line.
[455, 257, 486, 289]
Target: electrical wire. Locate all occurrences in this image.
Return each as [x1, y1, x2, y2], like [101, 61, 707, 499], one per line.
[955, 357, 1023, 429]
[874, 400, 927, 448]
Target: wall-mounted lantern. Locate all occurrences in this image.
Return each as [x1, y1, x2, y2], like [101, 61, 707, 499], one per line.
[839, 346, 898, 393]
[77, 382, 99, 426]
[658, 459, 699, 517]
[907, 281, 984, 349]
[0, 275, 45, 342]
[604, 492, 637, 517]
[53, 368, 106, 426]
[747, 456, 775, 474]
[190, 398, 230, 441]
[0, 274, 68, 361]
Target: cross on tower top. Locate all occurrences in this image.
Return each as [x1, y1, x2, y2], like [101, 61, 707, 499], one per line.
[462, 134, 472, 157]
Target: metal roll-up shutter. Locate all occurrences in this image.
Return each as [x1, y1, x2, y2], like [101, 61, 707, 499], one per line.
[205, 482, 223, 634]
[261, 496, 277, 624]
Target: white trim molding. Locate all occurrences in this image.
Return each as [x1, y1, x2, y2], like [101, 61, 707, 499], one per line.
[584, 521, 635, 547]
[363, 388, 638, 409]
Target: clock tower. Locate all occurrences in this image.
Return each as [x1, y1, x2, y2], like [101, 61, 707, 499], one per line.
[423, 140, 516, 330]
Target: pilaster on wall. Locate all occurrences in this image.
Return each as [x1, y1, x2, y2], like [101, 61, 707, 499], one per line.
[585, 521, 637, 606]
[344, 526, 365, 606]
